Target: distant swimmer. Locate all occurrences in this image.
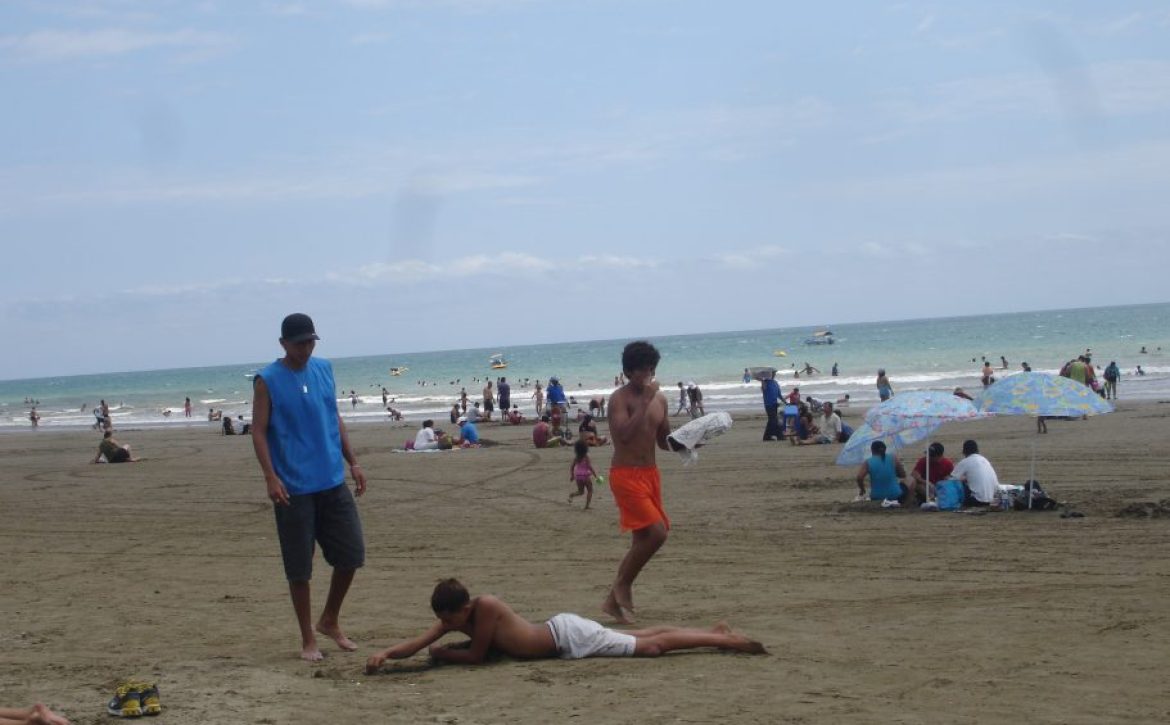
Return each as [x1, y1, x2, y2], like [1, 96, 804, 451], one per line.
[1000, 355, 1009, 369]
[1140, 346, 1148, 354]
[1136, 365, 1145, 376]
[831, 362, 838, 377]
[1021, 362, 1032, 372]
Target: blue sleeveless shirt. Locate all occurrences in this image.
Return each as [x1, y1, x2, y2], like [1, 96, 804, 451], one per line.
[257, 357, 344, 496]
[866, 454, 901, 500]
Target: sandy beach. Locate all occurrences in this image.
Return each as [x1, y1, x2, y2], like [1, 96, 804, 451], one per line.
[2, 401, 1168, 724]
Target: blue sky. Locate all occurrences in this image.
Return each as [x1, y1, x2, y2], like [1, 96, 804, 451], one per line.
[3, 1, 1168, 379]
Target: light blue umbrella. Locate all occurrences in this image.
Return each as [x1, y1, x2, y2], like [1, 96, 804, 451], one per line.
[835, 419, 934, 467]
[974, 372, 1114, 418]
[854, 391, 990, 497]
[866, 390, 988, 433]
[975, 372, 1114, 507]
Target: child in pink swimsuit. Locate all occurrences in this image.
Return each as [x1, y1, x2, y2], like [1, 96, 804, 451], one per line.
[568, 440, 597, 510]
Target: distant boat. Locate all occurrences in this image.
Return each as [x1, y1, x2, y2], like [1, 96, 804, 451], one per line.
[489, 353, 508, 370]
[773, 349, 788, 357]
[803, 329, 835, 345]
[389, 366, 409, 376]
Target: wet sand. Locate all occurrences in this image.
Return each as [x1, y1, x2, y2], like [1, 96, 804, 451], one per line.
[2, 402, 1168, 724]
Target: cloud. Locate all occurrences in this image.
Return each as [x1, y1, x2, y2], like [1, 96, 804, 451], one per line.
[0, 27, 233, 63]
[353, 251, 554, 283]
[578, 254, 659, 269]
[713, 245, 786, 269]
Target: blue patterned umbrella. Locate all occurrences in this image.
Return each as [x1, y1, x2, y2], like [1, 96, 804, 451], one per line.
[975, 372, 1114, 417]
[835, 419, 934, 466]
[976, 372, 1113, 508]
[865, 390, 988, 432]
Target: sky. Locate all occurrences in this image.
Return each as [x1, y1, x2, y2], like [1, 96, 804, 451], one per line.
[3, 1, 1169, 380]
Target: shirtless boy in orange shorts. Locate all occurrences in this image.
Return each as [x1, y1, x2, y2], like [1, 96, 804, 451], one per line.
[602, 340, 682, 624]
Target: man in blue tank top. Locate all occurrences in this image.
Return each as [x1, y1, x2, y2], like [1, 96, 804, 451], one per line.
[251, 313, 368, 662]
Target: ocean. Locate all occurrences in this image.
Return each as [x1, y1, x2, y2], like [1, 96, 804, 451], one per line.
[4, 302, 1168, 431]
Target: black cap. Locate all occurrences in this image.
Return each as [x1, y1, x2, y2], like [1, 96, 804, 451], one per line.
[281, 313, 320, 343]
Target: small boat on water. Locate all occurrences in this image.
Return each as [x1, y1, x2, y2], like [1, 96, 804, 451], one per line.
[389, 366, 409, 376]
[489, 353, 508, 370]
[804, 329, 835, 345]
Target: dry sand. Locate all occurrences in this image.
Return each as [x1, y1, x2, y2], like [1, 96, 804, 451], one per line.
[2, 402, 1168, 724]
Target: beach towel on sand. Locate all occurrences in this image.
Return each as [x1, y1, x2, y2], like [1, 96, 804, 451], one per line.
[667, 411, 733, 466]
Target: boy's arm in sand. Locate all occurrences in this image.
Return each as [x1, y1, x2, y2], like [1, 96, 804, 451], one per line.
[249, 377, 290, 507]
[365, 620, 448, 672]
[428, 597, 503, 666]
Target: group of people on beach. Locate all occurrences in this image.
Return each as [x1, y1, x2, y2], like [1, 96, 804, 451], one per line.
[245, 314, 764, 671]
[855, 438, 1003, 509]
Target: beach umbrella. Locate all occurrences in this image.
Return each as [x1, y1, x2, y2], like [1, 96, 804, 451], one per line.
[862, 391, 990, 492]
[974, 372, 1113, 418]
[975, 372, 1114, 507]
[865, 390, 987, 431]
[835, 419, 934, 467]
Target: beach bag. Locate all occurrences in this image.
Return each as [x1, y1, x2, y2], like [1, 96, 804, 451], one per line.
[1014, 480, 1058, 511]
[936, 480, 964, 511]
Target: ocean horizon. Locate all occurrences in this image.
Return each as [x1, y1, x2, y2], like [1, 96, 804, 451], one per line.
[5, 302, 1168, 431]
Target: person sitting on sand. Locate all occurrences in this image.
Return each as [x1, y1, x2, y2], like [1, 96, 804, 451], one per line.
[910, 442, 954, 502]
[856, 440, 908, 504]
[797, 402, 843, 445]
[413, 420, 441, 451]
[0, 704, 71, 725]
[364, 578, 765, 673]
[454, 416, 480, 447]
[949, 439, 999, 507]
[789, 403, 816, 444]
[506, 406, 524, 424]
[92, 430, 138, 463]
[578, 414, 609, 446]
[532, 415, 561, 448]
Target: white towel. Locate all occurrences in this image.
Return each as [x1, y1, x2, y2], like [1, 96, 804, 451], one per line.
[667, 411, 733, 466]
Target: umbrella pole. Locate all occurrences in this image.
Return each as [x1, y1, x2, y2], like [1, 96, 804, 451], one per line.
[926, 455, 932, 503]
[1028, 432, 1037, 510]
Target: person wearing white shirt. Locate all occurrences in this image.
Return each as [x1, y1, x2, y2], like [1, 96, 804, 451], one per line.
[414, 420, 440, 451]
[950, 439, 999, 505]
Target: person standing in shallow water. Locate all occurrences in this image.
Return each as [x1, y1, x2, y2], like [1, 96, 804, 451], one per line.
[876, 369, 894, 401]
[251, 313, 368, 662]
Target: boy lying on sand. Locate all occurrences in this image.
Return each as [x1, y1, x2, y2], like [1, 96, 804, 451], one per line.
[366, 579, 765, 672]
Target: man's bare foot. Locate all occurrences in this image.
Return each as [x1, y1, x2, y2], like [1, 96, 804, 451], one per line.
[315, 622, 358, 651]
[301, 644, 325, 662]
[740, 639, 768, 655]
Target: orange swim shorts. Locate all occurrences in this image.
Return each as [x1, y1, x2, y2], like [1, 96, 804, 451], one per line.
[608, 466, 669, 532]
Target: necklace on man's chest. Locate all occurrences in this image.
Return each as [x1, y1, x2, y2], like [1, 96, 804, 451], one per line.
[294, 367, 310, 394]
